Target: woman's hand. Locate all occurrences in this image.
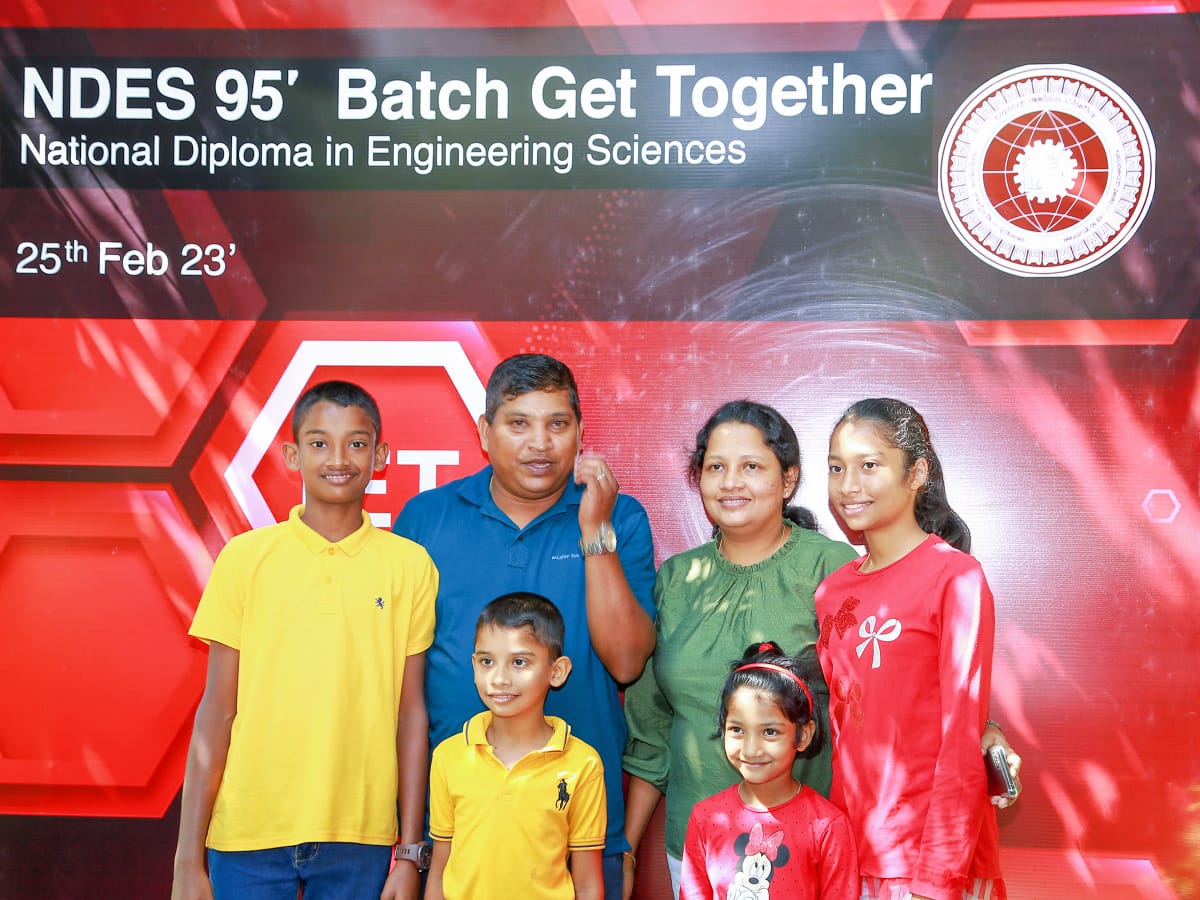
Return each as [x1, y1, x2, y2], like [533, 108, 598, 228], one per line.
[621, 850, 636, 900]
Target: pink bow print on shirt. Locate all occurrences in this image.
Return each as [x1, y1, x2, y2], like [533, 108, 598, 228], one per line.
[745, 823, 785, 861]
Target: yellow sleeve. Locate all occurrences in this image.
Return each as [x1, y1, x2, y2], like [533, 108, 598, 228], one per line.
[428, 741, 454, 842]
[567, 743, 607, 852]
[403, 544, 438, 656]
[187, 536, 247, 650]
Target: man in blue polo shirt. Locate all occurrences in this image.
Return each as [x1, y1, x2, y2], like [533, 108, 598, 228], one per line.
[394, 353, 656, 900]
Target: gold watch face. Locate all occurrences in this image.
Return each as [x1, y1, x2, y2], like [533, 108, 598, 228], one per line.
[580, 523, 617, 555]
[601, 524, 617, 552]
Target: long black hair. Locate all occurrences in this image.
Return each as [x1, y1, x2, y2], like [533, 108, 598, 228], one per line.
[834, 398, 971, 552]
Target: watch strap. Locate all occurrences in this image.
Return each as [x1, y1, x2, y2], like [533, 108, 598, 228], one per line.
[394, 840, 432, 872]
[579, 521, 617, 556]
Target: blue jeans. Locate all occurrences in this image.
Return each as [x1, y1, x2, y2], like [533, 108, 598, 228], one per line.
[207, 842, 392, 900]
[603, 851, 623, 900]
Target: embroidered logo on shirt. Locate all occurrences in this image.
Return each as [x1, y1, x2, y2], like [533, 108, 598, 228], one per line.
[819, 595, 860, 649]
[855, 615, 901, 668]
[375, 597, 385, 609]
[556, 777, 570, 810]
[732, 822, 789, 898]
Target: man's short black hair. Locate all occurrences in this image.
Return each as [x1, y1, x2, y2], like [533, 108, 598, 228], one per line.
[484, 354, 581, 425]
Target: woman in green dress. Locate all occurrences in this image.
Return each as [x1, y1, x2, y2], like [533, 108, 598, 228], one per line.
[622, 400, 857, 896]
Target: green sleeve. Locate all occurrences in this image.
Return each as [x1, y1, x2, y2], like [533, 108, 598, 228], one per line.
[622, 572, 672, 793]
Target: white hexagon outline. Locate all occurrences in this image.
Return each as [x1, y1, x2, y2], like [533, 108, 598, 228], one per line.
[1140, 488, 1180, 525]
[224, 340, 486, 529]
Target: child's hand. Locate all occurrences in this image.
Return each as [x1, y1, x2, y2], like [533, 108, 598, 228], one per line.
[379, 858, 421, 900]
[981, 723, 1023, 808]
[169, 863, 214, 900]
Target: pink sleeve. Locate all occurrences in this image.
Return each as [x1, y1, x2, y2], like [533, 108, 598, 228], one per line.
[909, 560, 995, 900]
[817, 809, 861, 900]
[679, 809, 712, 900]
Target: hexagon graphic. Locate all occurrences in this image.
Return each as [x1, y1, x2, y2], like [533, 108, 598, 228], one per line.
[0, 318, 253, 467]
[225, 340, 486, 528]
[191, 324, 500, 542]
[0, 481, 212, 816]
[1141, 489, 1180, 524]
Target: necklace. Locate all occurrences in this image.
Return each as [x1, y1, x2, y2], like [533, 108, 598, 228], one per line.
[738, 778, 802, 809]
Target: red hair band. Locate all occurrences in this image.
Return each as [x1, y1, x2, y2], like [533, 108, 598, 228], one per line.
[734, 663, 814, 714]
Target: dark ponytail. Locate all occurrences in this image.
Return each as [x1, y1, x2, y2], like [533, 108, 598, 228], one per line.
[784, 506, 818, 531]
[836, 398, 971, 552]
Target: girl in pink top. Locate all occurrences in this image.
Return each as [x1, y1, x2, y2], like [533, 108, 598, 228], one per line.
[681, 641, 859, 900]
[815, 399, 1008, 900]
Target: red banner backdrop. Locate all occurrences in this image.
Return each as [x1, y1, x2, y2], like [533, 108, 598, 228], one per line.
[1, 2, 1197, 897]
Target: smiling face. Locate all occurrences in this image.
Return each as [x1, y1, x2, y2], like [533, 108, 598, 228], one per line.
[472, 623, 570, 725]
[283, 400, 387, 512]
[827, 418, 926, 540]
[723, 686, 813, 807]
[479, 388, 581, 518]
[699, 422, 798, 542]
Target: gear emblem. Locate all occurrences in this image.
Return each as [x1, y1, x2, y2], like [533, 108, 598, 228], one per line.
[1012, 139, 1079, 204]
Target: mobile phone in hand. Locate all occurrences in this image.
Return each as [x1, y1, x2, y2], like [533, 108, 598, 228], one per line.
[986, 744, 1021, 799]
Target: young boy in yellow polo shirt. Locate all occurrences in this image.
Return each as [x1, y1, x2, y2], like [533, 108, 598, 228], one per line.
[171, 380, 438, 900]
[426, 592, 605, 900]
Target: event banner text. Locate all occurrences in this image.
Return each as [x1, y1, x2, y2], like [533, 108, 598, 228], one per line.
[3, 53, 933, 190]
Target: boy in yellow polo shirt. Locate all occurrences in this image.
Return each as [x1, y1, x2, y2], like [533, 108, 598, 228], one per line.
[171, 380, 437, 900]
[426, 592, 605, 900]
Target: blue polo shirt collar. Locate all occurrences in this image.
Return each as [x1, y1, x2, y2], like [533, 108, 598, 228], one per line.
[456, 466, 583, 528]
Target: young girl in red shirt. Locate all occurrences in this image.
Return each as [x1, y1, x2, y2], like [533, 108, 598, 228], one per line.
[816, 398, 1007, 900]
[680, 641, 859, 900]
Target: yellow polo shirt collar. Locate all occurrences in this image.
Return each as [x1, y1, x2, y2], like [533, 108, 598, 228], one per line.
[463, 711, 572, 754]
[288, 505, 374, 557]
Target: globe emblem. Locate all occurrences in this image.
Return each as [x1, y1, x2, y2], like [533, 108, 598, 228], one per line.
[938, 65, 1155, 277]
[985, 111, 1101, 232]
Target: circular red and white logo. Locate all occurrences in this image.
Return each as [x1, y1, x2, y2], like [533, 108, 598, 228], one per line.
[938, 64, 1155, 277]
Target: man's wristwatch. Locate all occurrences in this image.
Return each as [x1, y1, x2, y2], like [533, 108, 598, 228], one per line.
[394, 840, 432, 872]
[579, 521, 617, 556]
